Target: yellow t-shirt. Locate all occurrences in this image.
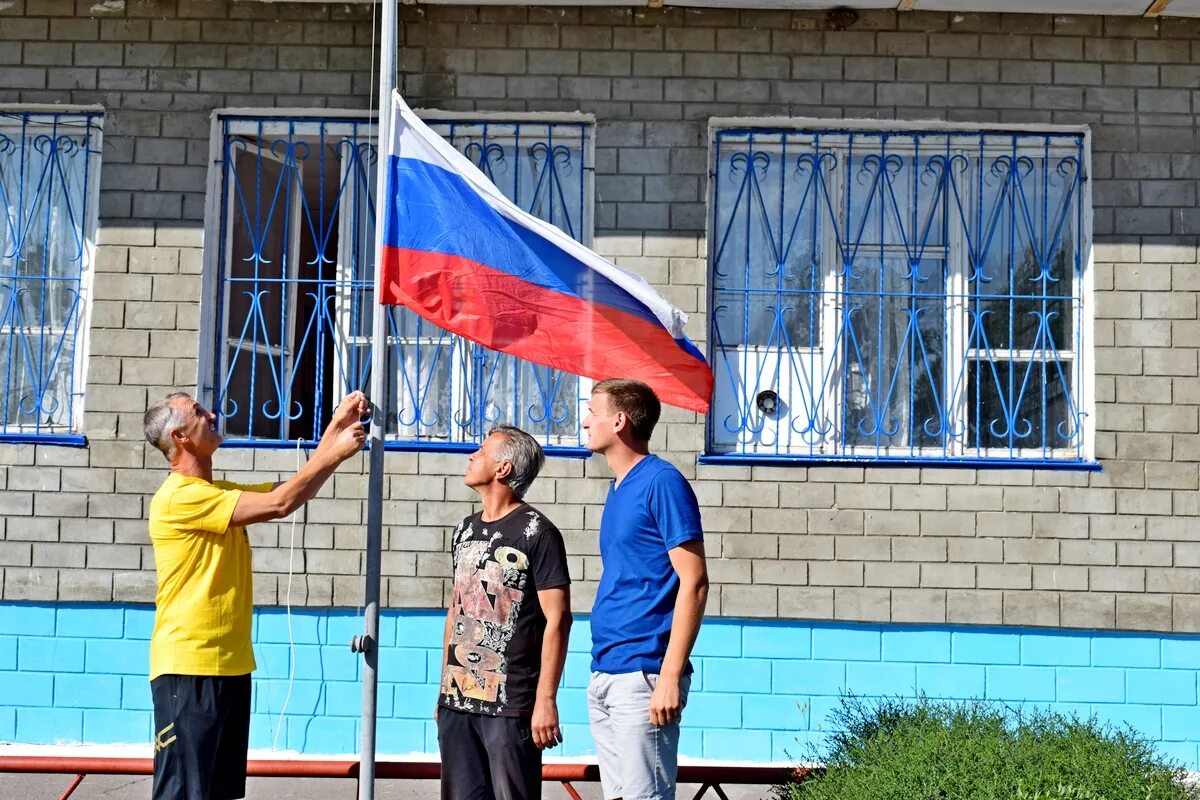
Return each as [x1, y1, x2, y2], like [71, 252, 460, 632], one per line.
[147, 472, 273, 680]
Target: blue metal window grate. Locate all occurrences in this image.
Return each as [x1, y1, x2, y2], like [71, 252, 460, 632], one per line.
[0, 109, 102, 444]
[206, 113, 592, 452]
[707, 126, 1092, 468]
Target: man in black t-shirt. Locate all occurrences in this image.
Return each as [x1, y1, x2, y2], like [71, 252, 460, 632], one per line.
[437, 424, 572, 800]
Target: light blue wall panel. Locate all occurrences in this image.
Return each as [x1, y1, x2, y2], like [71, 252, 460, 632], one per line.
[1, 602, 1198, 769]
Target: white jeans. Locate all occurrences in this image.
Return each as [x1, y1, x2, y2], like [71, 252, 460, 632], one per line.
[587, 671, 692, 800]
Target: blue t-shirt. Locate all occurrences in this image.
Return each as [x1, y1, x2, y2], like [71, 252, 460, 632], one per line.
[590, 455, 704, 674]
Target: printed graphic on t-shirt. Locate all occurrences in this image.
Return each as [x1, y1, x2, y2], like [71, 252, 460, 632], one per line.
[439, 505, 569, 717]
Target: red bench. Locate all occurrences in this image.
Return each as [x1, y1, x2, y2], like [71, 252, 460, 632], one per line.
[0, 755, 810, 800]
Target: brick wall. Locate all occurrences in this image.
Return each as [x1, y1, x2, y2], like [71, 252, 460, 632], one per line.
[0, 1, 1198, 633]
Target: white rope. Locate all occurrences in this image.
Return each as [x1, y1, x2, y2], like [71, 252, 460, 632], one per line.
[267, 0, 384, 749]
[358, 0, 381, 625]
[272, 437, 303, 750]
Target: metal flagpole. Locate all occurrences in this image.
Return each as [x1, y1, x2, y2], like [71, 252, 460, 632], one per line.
[357, 1, 397, 798]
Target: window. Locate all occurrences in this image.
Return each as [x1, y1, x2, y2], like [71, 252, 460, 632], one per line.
[0, 109, 102, 445]
[706, 124, 1093, 467]
[201, 111, 593, 451]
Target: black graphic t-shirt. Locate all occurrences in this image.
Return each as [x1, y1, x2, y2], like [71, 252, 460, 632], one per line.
[438, 503, 571, 717]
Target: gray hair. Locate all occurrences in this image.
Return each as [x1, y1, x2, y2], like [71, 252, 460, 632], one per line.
[144, 392, 192, 461]
[487, 425, 545, 499]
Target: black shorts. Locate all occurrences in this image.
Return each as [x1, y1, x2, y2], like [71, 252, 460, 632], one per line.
[437, 707, 541, 800]
[151, 673, 252, 800]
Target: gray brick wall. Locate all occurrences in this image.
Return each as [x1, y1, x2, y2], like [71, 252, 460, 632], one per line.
[1, 1, 1198, 633]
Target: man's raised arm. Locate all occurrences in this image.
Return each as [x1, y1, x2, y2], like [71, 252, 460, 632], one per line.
[229, 395, 367, 526]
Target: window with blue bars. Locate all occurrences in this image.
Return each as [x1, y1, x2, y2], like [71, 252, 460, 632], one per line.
[707, 126, 1093, 468]
[204, 112, 593, 452]
[0, 109, 102, 445]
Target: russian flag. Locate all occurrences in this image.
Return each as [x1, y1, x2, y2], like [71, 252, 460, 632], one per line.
[379, 92, 713, 414]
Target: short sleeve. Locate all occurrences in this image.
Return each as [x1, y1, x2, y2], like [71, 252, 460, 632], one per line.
[450, 515, 473, 572]
[165, 480, 243, 535]
[530, 520, 571, 592]
[649, 468, 704, 550]
[214, 480, 275, 493]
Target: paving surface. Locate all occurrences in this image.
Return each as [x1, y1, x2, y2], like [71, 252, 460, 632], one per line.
[0, 774, 771, 800]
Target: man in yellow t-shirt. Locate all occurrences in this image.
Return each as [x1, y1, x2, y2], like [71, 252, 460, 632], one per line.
[143, 390, 368, 800]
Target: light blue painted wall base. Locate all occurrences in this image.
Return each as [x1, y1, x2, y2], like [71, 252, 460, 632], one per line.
[2, 603, 1198, 768]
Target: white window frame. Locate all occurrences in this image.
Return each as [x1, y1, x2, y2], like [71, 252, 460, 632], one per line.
[199, 108, 597, 450]
[0, 105, 103, 442]
[705, 117, 1095, 466]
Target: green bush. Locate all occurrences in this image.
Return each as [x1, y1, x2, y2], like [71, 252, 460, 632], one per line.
[777, 695, 1198, 800]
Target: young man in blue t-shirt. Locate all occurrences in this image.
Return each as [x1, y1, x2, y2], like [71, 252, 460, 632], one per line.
[582, 378, 709, 800]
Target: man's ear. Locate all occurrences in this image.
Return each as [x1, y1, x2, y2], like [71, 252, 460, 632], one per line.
[612, 411, 628, 435]
[170, 426, 187, 447]
[495, 459, 514, 481]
